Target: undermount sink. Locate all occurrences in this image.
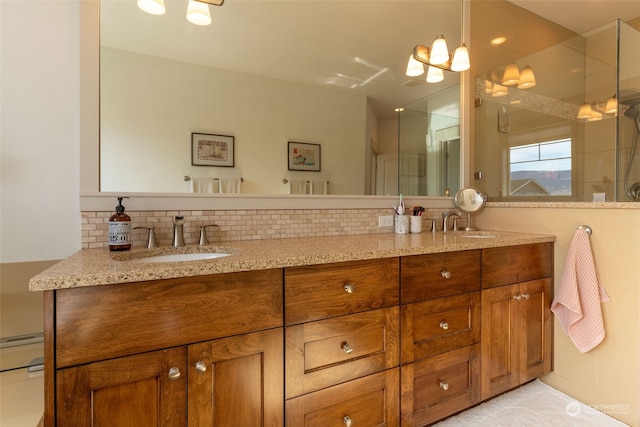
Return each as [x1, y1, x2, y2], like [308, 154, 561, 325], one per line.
[112, 246, 237, 263]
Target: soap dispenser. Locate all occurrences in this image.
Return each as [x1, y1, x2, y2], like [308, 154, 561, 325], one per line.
[108, 197, 132, 251]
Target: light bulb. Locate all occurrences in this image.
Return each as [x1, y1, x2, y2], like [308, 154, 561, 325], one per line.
[186, 0, 212, 26]
[137, 0, 166, 15]
[429, 36, 450, 65]
[450, 44, 470, 72]
[426, 66, 444, 83]
[406, 54, 425, 77]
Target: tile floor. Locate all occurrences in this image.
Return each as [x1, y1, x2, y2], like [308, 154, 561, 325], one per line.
[0, 372, 630, 427]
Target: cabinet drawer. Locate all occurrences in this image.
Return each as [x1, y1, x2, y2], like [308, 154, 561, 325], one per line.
[286, 368, 399, 427]
[401, 292, 480, 363]
[55, 269, 283, 368]
[401, 344, 480, 426]
[286, 307, 399, 398]
[482, 242, 553, 288]
[401, 250, 481, 303]
[285, 258, 399, 325]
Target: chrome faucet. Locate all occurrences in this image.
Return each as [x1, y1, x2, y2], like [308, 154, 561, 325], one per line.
[442, 211, 462, 232]
[172, 216, 186, 247]
[134, 226, 158, 248]
[199, 224, 219, 246]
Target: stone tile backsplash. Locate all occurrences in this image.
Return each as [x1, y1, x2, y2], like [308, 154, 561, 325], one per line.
[81, 208, 458, 249]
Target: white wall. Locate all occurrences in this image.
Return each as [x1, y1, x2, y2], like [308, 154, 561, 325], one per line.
[101, 47, 368, 195]
[0, 0, 81, 263]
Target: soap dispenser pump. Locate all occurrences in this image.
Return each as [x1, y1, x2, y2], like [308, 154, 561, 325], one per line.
[108, 197, 132, 251]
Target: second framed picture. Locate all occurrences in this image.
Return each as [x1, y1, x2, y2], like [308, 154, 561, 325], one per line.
[192, 133, 234, 167]
[288, 141, 320, 172]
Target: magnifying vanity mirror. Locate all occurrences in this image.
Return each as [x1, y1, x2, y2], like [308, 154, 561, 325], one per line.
[454, 187, 486, 231]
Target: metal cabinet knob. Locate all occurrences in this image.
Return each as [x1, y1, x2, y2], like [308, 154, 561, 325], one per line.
[344, 283, 355, 294]
[521, 293, 530, 300]
[513, 294, 522, 301]
[168, 367, 181, 380]
[439, 321, 449, 330]
[441, 270, 451, 279]
[342, 342, 354, 354]
[343, 415, 352, 427]
[195, 361, 207, 374]
[439, 380, 449, 391]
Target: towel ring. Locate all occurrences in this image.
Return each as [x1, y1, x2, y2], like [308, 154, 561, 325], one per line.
[577, 225, 592, 236]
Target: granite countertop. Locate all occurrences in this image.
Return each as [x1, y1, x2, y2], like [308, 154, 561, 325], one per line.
[29, 230, 555, 291]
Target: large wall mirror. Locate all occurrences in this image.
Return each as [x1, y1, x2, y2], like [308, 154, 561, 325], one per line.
[99, 0, 463, 197]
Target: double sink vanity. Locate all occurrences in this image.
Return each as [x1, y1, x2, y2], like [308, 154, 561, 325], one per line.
[31, 230, 555, 426]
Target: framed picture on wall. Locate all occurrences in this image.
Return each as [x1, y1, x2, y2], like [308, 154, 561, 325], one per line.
[192, 133, 234, 167]
[288, 141, 321, 172]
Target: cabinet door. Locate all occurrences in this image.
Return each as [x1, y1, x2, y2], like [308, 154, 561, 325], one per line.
[481, 279, 553, 400]
[480, 284, 519, 400]
[56, 347, 186, 427]
[518, 278, 553, 383]
[188, 328, 284, 427]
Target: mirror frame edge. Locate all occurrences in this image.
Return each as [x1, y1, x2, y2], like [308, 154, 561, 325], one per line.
[80, 0, 466, 211]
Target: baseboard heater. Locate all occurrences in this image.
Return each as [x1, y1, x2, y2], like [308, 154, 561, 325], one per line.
[0, 332, 44, 349]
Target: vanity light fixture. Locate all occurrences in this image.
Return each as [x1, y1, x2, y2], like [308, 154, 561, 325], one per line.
[405, 0, 470, 82]
[137, 0, 224, 26]
[577, 96, 617, 121]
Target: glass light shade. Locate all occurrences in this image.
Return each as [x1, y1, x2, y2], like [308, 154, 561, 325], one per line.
[605, 96, 618, 114]
[426, 66, 444, 83]
[587, 110, 603, 122]
[577, 103, 593, 119]
[491, 83, 508, 97]
[502, 64, 520, 86]
[450, 44, 470, 72]
[517, 65, 536, 89]
[429, 36, 450, 65]
[406, 54, 425, 77]
[137, 0, 166, 15]
[485, 80, 493, 94]
[186, 0, 212, 26]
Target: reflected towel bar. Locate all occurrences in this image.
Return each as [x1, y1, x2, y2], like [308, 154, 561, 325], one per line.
[184, 176, 243, 182]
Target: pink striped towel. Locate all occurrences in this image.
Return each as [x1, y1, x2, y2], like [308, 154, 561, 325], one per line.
[551, 228, 610, 353]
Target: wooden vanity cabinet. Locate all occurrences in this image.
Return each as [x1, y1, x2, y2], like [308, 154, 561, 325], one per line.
[399, 251, 482, 426]
[480, 243, 554, 401]
[46, 269, 284, 427]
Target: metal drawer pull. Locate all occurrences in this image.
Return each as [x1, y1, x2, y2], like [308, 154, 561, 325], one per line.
[441, 270, 451, 279]
[168, 367, 181, 380]
[521, 293, 530, 300]
[342, 342, 354, 354]
[343, 415, 352, 427]
[439, 321, 449, 330]
[344, 283, 355, 293]
[439, 380, 449, 391]
[195, 361, 207, 374]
